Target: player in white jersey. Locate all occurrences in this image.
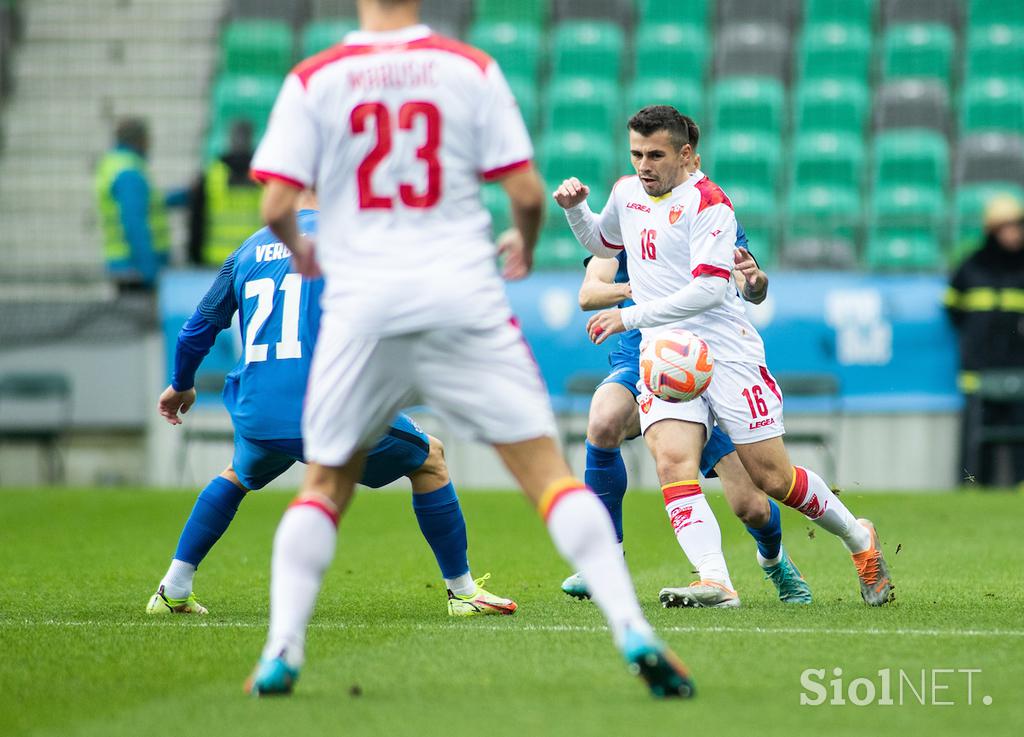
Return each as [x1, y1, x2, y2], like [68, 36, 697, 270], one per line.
[243, 1, 693, 698]
[554, 105, 894, 610]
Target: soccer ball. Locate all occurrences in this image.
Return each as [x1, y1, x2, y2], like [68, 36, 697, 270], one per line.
[639, 329, 714, 402]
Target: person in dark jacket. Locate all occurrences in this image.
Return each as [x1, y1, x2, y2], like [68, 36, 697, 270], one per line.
[945, 194, 1024, 486]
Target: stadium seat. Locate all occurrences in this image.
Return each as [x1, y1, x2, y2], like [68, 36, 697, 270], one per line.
[874, 80, 951, 137]
[535, 233, 587, 271]
[232, 0, 311, 26]
[969, 0, 1024, 31]
[966, 25, 1024, 82]
[468, 21, 543, 82]
[551, 21, 626, 81]
[638, 0, 709, 29]
[865, 230, 942, 270]
[711, 77, 786, 137]
[481, 183, 511, 236]
[957, 133, 1024, 189]
[882, 23, 955, 86]
[475, 0, 548, 26]
[716, 0, 802, 29]
[552, 0, 635, 28]
[626, 77, 703, 124]
[881, 0, 962, 28]
[785, 184, 862, 245]
[795, 78, 871, 136]
[420, 0, 474, 38]
[634, 23, 709, 87]
[506, 75, 540, 134]
[707, 131, 782, 193]
[870, 183, 945, 237]
[309, 0, 357, 20]
[961, 78, 1024, 135]
[722, 184, 779, 265]
[210, 74, 281, 133]
[221, 21, 294, 77]
[545, 77, 622, 137]
[873, 130, 949, 188]
[715, 23, 791, 82]
[953, 182, 1024, 260]
[798, 23, 873, 82]
[805, 0, 875, 29]
[791, 131, 866, 190]
[300, 19, 358, 57]
[539, 131, 618, 191]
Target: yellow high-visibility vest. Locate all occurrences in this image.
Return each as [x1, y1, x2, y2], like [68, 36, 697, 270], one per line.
[94, 149, 170, 262]
[203, 160, 263, 265]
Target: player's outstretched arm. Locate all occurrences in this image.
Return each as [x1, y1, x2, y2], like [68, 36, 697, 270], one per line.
[553, 178, 622, 259]
[579, 255, 630, 310]
[734, 247, 769, 305]
[497, 165, 546, 280]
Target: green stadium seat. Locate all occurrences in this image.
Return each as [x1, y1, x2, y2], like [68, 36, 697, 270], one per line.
[551, 21, 625, 81]
[535, 232, 586, 271]
[865, 230, 942, 270]
[545, 77, 622, 137]
[727, 184, 779, 265]
[301, 19, 358, 58]
[539, 131, 618, 192]
[794, 78, 870, 135]
[798, 23, 872, 82]
[638, 0, 709, 29]
[873, 130, 949, 188]
[961, 78, 1024, 135]
[634, 23, 709, 87]
[953, 182, 1024, 261]
[467, 21, 543, 83]
[481, 183, 511, 236]
[969, 0, 1024, 31]
[211, 74, 281, 133]
[791, 131, 866, 190]
[626, 77, 703, 125]
[785, 183, 862, 243]
[507, 75, 541, 134]
[711, 77, 786, 136]
[870, 183, 945, 238]
[966, 25, 1024, 83]
[882, 23, 955, 86]
[707, 131, 782, 193]
[221, 20, 293, 77]
[805, 0, 874, 29]
[475, 0, 548, 27]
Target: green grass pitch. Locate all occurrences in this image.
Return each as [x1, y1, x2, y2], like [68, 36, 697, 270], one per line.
[1, 487, 1022, 737]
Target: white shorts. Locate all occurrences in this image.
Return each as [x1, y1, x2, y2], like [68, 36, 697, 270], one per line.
[637, 361, 786, 445]
[302, 313, 557, 467]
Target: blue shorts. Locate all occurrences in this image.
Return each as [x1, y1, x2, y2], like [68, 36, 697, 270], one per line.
[231, 413, 431, 491]
[700, 425, 737, 479]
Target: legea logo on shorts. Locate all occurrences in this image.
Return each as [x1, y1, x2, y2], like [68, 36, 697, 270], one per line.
[799, 668, 992, 707]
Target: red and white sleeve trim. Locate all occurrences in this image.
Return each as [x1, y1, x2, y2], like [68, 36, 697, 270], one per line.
[250, 169, 308, 190]
[481, 159, 532, 182]
[691, 264, 731, 279]
[599, 230, 624, 251]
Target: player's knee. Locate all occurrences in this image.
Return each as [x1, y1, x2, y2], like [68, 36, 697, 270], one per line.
[748, 466, 792, 500]
[587, 412, 623, 448]
[730, 494, 767, 527]
[421, 435, 448, 476]
[654, 449, 700, 484]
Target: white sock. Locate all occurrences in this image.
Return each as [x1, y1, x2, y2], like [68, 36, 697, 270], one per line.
[544, 483, 652, 647]
[262, 499, 338, 668]
[783, 467, 871, 554]
[757, 548, 784, 568]
[445, 572, 476, 597]
[159, 559, 196, 600]
[662, 482, 734, 590]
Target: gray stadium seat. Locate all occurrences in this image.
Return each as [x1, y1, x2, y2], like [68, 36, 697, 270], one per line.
[717, 0, 802, 29]
[715, 23, 791, 82]
[882, 0, 962, 28]
[780, 238, 859, 270]
[230, 0, 311, 26]
[874, 80, 951, 137]
[311, 0, 358, 19]
[421, 0, 474, 39]
[552, 0, 635, 29]
[958, 133, 1024, 189]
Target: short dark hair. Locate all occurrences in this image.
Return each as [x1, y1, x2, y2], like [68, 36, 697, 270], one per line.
[681, 114, 700, 150]
[115, 117, 148, 151]
[627, 105, 692, 150]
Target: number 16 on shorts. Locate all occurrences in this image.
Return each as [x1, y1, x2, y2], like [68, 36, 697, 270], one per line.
[704, 362, 786, 444]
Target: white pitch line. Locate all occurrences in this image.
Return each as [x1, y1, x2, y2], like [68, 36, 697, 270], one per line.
[3, 619, 1023, 639]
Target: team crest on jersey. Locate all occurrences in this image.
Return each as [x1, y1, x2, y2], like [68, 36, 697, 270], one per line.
[669, 203, 684, 225]
[640, 395, 654, 414]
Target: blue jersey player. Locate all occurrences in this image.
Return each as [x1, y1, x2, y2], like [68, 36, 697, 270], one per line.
[561, 222, 812, 607]
[148, 202, 516, 617]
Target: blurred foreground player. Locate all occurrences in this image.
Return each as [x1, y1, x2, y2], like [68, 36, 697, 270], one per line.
[150, 199, 516, 618]
[246, 0, 693, 699]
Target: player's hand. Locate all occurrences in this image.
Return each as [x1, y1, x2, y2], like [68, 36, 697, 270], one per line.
[586, 309, 626, 345]
[497, 228, 533, 281]
[552, 178, 590, 210]
[734, 247, 761, 290]
[290, 235, 321, 279]
[158, 385, 196, 426]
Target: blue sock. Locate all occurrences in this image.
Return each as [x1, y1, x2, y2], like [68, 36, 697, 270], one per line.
[412, 481, 469, 580]
[173, 476, 247, 567]
[585, 441, 627, 543]
[746, 498, 783, 561]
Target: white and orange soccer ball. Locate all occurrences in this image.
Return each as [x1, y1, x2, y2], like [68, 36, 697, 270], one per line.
[639, 329, 714, 403]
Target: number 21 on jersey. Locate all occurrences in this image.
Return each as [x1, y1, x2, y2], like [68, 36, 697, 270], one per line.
[244, 274, 302, 364]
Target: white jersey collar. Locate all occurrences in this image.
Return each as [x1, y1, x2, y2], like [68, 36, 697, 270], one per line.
[344, 24, 432, 46]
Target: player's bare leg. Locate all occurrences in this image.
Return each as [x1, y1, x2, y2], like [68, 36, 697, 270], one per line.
[715, 453, 812, 604]
[734, 437, 894, 605]
[645, 420, 739, 609]
[494, 435, 694, 698]
[409, 436, 517, 616]
[248, 454, 365, 696]
[562, 382, 637, 598]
